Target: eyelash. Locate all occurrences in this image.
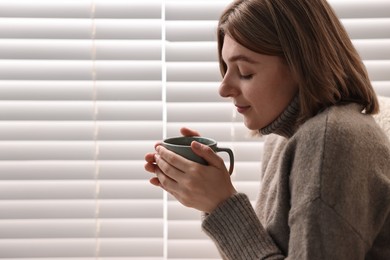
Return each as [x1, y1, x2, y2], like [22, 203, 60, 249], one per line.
[239, 74, 253, 80]
[223, 65, 253, 80]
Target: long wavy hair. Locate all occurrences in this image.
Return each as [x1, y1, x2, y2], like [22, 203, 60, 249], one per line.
[217, 0, 379, 122]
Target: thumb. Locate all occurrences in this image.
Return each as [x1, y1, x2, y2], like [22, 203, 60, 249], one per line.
[180, 127, 200, 137]
[191, 141, 225, 169]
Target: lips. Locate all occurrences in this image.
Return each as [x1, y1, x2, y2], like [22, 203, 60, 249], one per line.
[235, 104, 251, 113]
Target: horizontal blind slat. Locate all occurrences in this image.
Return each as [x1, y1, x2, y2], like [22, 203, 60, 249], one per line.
[329, 0, 390, 19]
[0, 160, 151, 180]
[0, 238, 163, 258]
[0, 60, 162, 80]
[373, 81, 390, 96]
[0, 219, 163, 238]
[0, 200, 163, 219]
[343, 18, 390, 39]
[166, 41, 217, 62]
[169, 221, 208, 240]
[0, 101, 162, 121]
[0, 0, 162, 19]
[0, 19, 162, 40]
[166, 0, 229, 21]
[168, 240, 220, 258]
[0, 40, 162, 60]
[167, 102, 233, 122]
[0, 81, 162, 101]
[0, 121, 162, 140]
[167, 62, 220, 82]
[0, 141, 158, 160]
[365, 60, 390, 81]
[353, 39, 390, 60]
[167, 82, 223, 102]
[166, 21, 217, 42]
[0, 181, 162, 200]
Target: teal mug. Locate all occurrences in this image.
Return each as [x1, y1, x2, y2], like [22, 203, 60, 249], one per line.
[161, 136, 234, 175]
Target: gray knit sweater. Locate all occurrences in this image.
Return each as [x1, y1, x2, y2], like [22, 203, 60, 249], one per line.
[202, 102, 390, 259]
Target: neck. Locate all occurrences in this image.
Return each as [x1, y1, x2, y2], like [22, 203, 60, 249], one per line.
[260, 95, 300, 138]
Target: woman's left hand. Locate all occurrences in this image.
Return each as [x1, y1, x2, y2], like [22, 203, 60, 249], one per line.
[150, 141, 236, 213]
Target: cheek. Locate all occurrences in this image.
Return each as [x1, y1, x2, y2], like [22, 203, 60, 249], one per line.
[249, 81, 297, 127]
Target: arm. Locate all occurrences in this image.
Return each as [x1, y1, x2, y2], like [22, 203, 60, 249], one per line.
[202, 193, 284, 260]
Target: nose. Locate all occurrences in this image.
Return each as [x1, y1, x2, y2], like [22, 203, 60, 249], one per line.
[218, 75, 237, 98]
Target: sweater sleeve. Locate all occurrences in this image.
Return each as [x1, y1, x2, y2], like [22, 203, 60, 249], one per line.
[202, 193, 284, 260]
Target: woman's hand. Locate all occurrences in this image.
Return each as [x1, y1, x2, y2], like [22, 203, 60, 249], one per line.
[144, 127, 200, 185]
[144, 127, 236, 213]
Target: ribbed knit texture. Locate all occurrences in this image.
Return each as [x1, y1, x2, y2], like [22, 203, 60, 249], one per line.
[202, 102, 390, 259]
[202, 193, 283, 259]
[260, 95, 300, 138]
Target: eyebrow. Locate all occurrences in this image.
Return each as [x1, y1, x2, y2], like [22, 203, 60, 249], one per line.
[227, 54, 258, 64]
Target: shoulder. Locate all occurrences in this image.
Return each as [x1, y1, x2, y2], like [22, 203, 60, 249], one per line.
[289, 102, 390, 208]
[293, 103, 390, 182]
[295, 103, 390, 155]
[326, 103, 387, 143]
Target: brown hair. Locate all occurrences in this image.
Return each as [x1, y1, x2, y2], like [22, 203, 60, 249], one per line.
[218, 0, 379, 122]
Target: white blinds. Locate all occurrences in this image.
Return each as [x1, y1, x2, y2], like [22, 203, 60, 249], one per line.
[0, 0, 389, 260]
[0, 0, 164, 259]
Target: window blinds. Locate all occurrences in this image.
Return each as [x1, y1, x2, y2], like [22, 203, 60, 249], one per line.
[0, 0, 164, 259]
[0, 0, 389, 260]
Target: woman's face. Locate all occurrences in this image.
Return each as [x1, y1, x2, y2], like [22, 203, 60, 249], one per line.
[219, 35, 298, 130]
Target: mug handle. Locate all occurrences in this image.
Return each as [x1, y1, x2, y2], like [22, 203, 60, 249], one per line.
[215, 147, 234, 175]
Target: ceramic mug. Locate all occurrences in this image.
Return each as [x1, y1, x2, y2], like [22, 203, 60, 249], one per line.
[161, 136, 234, 175]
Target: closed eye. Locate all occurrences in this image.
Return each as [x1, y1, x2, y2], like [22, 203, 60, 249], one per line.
[239, 74, 253, 80]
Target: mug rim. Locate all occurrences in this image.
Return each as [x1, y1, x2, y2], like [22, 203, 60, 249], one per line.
[162, 136, 217, 147]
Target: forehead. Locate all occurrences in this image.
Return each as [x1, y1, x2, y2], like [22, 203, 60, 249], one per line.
[221, 35, 259, 64]
[222, 35, 246, 58]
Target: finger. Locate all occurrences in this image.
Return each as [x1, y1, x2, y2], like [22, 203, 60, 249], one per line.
[180, 127, 201, 137]
[144, 152, 156, 163]
[144, 152, 158, 173]
[144, 161, 157, 173]
[154, 141, 162, 150]
[191, 141, 226, 171]
[154, 149, 186, 181]
[155, 167, 179, 191]
[149, 177, 161, 187]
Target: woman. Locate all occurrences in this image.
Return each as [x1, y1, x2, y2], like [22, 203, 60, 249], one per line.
[144, 0, 390, 259]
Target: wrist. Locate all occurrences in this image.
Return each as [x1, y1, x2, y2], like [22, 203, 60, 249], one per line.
[207, 188, 237, 214]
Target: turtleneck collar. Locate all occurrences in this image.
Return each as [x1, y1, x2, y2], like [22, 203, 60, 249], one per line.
[259, 94, 300, 138]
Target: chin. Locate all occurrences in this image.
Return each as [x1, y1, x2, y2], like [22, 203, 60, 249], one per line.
[244, 120, 262, 131]
[244, 118, 271, 132]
